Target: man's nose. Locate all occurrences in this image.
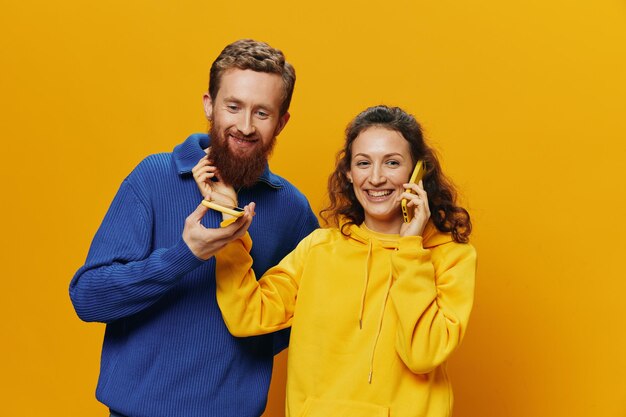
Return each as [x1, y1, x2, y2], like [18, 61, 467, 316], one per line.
[236, 113, 256, 136]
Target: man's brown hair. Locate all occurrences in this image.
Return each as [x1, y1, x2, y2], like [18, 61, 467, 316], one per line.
[209, 39, 296, 116]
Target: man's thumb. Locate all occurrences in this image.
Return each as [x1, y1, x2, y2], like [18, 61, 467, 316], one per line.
[189, 201, 210, 222]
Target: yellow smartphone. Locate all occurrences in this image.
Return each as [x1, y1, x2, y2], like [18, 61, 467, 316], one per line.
[401, 160, 426, 223]
[201, 200, 245, 218]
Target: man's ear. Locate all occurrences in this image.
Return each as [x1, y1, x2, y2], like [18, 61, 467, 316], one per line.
[274, 111, 290, 137]
[202, 93, 213, 121]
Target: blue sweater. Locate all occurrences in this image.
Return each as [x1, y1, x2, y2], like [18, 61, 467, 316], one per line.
[70, 134, 319, 417]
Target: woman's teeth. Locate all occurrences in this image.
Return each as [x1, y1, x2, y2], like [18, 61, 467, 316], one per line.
[367, 190, 392, 197]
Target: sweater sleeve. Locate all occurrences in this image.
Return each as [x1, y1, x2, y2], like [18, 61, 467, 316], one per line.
[390, 236, 477, 374]
[215, 231, 312, 337]
[69, 180, 204, 323]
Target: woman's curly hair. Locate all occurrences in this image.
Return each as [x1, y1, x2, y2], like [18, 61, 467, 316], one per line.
[320, 105, 472, 243]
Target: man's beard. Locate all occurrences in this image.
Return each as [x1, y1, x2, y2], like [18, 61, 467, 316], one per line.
[209, 123, 277, 189]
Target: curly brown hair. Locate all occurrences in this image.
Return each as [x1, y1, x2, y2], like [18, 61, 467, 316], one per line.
[208, 39, 295, 116]
[320, 105, 472, 243]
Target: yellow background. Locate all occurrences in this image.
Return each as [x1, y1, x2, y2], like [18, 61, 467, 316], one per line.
[2, 0, 625, 416]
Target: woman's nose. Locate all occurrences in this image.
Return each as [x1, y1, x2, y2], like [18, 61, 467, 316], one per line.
[368, 166, 386, 185]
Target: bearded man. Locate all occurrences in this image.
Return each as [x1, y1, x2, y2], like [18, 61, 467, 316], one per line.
[70, 39, 319, 417]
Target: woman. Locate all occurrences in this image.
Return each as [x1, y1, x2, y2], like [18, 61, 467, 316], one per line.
[195, 105, 476, 417]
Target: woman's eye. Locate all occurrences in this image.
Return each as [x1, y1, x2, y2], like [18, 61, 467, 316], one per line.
[386, 160, 400, 167]
[355, 161, 370, 167]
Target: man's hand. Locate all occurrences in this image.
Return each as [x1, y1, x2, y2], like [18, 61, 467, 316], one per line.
[182, 202, 255, 260]
[192, 153, 237, 206]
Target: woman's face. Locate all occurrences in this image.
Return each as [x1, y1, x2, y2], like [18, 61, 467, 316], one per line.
[346, 126, 414, 233]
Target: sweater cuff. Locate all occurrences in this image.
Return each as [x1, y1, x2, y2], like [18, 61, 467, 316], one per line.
[162, 238, 207, 271]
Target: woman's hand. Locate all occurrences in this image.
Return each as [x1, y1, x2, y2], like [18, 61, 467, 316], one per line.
[399, 180, 431, 237]
[191, 153, 237, 208]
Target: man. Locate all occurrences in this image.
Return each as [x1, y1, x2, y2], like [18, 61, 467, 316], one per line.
[70, 39, 319, 417]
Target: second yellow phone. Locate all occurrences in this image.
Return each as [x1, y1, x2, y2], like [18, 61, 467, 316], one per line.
[401, 160, 426, 223]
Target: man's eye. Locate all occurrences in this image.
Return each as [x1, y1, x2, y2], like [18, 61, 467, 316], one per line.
[227, 105, 239, 111]
[257, 111, 269, 118]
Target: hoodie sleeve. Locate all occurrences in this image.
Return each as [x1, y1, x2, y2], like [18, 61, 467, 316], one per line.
[215, 230, 313, 337]
[389, 236, 477, 374]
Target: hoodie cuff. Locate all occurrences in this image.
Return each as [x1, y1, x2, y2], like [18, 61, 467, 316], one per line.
[220, 217, 238, 227]
[218, 218, 253, 252]
[397, 235, 430, 262]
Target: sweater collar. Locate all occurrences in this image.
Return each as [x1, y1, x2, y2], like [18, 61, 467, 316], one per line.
[172, 133, 284, 188]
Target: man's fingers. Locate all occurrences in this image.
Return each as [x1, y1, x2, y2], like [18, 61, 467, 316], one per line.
[198, 172, 215, 184]
[229, 217, 253, 240]
[192, 159, 215, 177]
[187, 202, 210, 223]
[247, 202, 256, 213]
[219, 206, 254, 238]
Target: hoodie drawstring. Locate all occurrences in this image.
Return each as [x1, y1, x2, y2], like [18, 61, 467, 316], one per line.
[367, 251, 394, 384]
[358, 240, 373, 330]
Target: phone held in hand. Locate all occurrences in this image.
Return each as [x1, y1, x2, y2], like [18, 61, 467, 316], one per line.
[401, 160, 425, 223]
[201, 200, 245, 218]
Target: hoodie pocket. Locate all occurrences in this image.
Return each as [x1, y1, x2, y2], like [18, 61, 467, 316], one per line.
[299, 397, 389, 417]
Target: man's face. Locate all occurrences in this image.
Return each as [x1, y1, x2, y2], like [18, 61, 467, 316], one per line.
[203, 69, 290, 187]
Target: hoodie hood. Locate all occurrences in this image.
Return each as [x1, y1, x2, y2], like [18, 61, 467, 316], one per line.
[344, 220, 453, 249]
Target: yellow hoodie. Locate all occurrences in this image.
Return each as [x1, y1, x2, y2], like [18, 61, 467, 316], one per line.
[215, 222, 476, 417]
